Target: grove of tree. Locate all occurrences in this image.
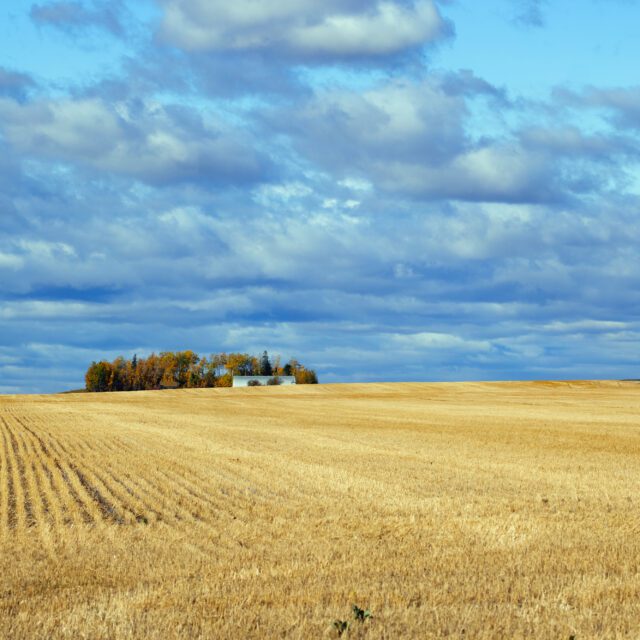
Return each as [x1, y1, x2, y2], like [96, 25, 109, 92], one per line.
[84, 350, 318, 392]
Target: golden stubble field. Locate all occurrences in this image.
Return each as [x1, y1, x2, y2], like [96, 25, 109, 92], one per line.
[1, 381, 639, 639]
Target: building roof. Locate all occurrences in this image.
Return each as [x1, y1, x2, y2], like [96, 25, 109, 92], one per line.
[233, 376, 296, 380]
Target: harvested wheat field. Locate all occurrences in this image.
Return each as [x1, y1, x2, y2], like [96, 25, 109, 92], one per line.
[1, 381, 639, 639]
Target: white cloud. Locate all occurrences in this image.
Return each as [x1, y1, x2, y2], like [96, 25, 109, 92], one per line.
[374, 144, 550, 202]
[0, 301, 93, 320]
[278, 78, 565, 203]
[543, 320, 630, 332]
[287, 2, 443, 57]
[0, 252, 24, 270]
[159, 0, 446, 58]
[0, 97, 268, 185]
[391, 332, 493, 352]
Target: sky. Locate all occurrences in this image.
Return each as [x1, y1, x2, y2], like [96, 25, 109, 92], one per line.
[1, 0, 639, 393]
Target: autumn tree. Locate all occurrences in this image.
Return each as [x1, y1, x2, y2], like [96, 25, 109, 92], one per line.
[211, 353, 227, 377]
[295, 368, 318, 384]
[141, 353, 163, 389]
[225, 353, 254, 376]
[84, 349, 318, 391]
[109, 357, 127, 391]
[284, 358, 318, 384]
[200, 356, 216, 388]
[215, 372, 233, 387]
[85, 361, 112, 392]
[175, 350, 199, 387]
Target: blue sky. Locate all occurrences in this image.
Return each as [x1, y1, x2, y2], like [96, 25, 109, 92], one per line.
[1, 0, 639, 393]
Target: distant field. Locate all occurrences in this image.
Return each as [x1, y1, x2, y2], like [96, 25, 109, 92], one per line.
[1, 381, 639, 638]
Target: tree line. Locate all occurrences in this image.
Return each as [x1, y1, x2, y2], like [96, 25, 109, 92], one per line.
[84, 350, 318, 392]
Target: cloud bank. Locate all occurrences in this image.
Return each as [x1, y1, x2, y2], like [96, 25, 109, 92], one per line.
[0, 0, 638, 392]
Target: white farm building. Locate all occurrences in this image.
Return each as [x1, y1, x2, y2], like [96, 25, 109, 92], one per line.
[232, 376, 296, 388]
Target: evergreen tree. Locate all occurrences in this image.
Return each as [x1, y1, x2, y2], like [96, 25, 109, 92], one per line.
[260, 350, 273, 376]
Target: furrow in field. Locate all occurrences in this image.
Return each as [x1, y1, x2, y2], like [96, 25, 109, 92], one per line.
[204, 462, 288, 502]
[8, 422, 37, 528]
[14, 415, 111, 526]
[70, 441, 141, 520]
[106, 461, 209, 524]
[98, 445, 233, 526]
[52, 458, 96, 525]
[110, 467, 236, 553]
[66, 461, 125, 525]
[167, 455, 281, 505]
[7, 417, 68, 558]
[38, 459, 74, 526]
[43, 433, 211, 528]
[158, 468, 222, 520]
[100, 467, 165, 523]
[153, 464, 262, 525]
[11, 414, 89, 526]
[14, 421, 62, 528]
[32, 412, 304, 510]
[17, 410, 307, 526]
[72, 438, 223, 531]
[105, 433, 139, 455]
[22, 419, 100, 525]
[17, 414, 81, 458]
[1, 416, 32, 530]
[74, 443, 234, 552]
[42, 432, 76, 457]
[80, 463, 149, 525]
[105, 455, 217, 524]
[70, 439, 167, 524]
[6, 407, 278, 541]
[15, 415, 166, 529]
[28, 459, 54, 527]
[76, 436, 238, 525]
[117, 434, 286, 524]
[12, 421, 51, 529]
[0, 417, 17, 532]
[9, 412, 65, 463]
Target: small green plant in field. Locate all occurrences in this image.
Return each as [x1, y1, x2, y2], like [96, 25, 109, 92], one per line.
[333, 605, 372, 635]
[352, 605, 372, 622]
[333, 619, 349, 636]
